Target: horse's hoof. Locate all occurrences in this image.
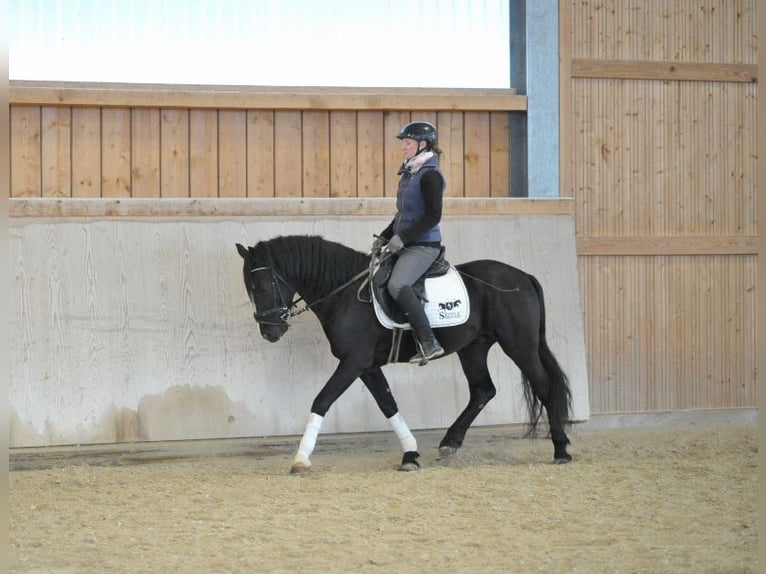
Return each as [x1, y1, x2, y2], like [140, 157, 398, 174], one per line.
[398, 451, 420, 471]
[437, 445, 458, 460]
[553, 455, 572, 465]
[290, 462, 311, 475]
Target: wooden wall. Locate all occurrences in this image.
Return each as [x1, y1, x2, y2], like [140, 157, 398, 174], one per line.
[9, 83, 522, 200]
[562, 0, 758, 413]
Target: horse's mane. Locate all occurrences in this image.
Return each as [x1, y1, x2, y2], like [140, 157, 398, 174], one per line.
[253, 235, 369, 297]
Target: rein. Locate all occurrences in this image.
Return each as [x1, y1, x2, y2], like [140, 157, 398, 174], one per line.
[287, 267, 370, 317]
[250, 254, 390, 325]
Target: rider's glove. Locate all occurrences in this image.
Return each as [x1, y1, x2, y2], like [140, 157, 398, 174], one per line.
[371, 236, 386, 254]
[386, 235, 404, 254]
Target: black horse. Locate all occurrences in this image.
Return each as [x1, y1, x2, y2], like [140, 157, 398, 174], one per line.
[236, 235, 572, 474]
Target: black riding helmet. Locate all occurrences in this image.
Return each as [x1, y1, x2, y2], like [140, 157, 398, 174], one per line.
[397, 121, 437, 149]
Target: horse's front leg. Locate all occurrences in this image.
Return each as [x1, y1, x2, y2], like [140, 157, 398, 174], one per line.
[360, 369, 420, 471]
[291, 360, 359, 475]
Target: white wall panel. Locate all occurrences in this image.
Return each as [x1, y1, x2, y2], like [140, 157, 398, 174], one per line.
[10, 214, 589, 447]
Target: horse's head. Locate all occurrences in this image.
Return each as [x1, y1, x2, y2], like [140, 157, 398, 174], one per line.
[236, 242, 292, 343]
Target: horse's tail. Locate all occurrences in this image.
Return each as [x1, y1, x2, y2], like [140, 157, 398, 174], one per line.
[521, 273, 573, 436]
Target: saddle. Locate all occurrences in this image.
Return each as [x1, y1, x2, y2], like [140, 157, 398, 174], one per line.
[371, 247, 451, 324]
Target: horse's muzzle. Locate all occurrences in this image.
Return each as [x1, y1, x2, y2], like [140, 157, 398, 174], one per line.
[260, 324, 287, 343]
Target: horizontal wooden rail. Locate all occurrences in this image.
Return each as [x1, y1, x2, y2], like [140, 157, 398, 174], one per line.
[9, 197, 574, 220]
[572, 59, 758, 83]
[577, 236, 758, 256]
[9, 81, 527, 111]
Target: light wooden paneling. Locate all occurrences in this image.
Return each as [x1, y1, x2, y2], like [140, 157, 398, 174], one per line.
[10, 87, 515, 200]
[72, 108, 101, 198]
[9, 197, 575, 219]
[356, 111, 384, 198]
[219, 110, 247, 198]
[566, 0, 758, 415]
[41, 107, 71, 198]
[572, 59, 758, 82]
[160, 109, 189, 198]
[570, 0, 757, 64]
[101, 108, 131, 198]
[189, 110, 218, 198]
[10, 82, 526, 111]
[273, 111, 303, 198]
[579, 255, 756, 413]
[464, 112, 491, 198]
[131, 108, 161, 197]
[489, 112, 510, 198]
[10, 107, 41, 198]
[246, 110, 275, 198]
[329, 111, 357, 198]
[572, 79, 757, 238]
[302, 111, 331, 198]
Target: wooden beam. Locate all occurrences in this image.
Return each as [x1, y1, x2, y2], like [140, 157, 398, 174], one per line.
[9, 81, 527, 112]
[571, 59, 758, 83]
[577, 236, 758, 256]
[9, 197, 574, 219]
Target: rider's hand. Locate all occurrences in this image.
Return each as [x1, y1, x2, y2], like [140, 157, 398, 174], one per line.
[386, 235, 404, 254]
[371, 236, 386, 254]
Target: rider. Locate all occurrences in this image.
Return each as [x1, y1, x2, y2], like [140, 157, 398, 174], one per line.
[373, 121, 446, 365]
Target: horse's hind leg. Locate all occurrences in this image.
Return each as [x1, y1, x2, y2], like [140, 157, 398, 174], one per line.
[503, 347, 572, 464]
[438, 338, 497, 459]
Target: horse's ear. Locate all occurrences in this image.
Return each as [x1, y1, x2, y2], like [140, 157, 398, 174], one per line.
[236, 243, 249, 259]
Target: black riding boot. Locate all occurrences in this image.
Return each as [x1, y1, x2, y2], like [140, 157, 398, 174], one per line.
[396, 286, 445, 365]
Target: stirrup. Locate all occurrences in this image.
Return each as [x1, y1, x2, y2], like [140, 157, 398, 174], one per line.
[409, 340, 445, 366]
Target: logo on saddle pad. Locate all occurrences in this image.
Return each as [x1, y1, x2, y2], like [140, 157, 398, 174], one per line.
[373, 266, 470, 330]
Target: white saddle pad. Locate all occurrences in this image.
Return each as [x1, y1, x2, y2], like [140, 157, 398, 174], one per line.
[373, 265, 470, 330]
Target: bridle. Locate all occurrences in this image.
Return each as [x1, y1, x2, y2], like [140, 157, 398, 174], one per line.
[247, 250, 394, 328]
[248, 266, 301, 326]
[248, 264, 374, 327]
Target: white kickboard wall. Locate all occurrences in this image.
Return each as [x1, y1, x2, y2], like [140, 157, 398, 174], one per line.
[10, 213, 589, 447]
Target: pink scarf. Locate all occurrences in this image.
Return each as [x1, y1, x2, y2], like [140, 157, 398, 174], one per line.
[399, 151, 434, 175]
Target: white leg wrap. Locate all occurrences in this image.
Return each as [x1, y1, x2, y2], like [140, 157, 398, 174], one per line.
[388, 412, 418, 453]
[294, 413, 324, 466]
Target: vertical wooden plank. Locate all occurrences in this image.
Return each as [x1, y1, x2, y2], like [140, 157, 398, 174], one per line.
[10, 106, 42, 197]
[41, 107, 71, 198]
[219, 110, 247, 198]
[329, 111, 357, 198]
[246, 110, 275, 197]
[189, 109, 218, 198]
[71, 108, 101, 198]
[463, 112, 491, 197]
[742, 255, 757, 405]
[302, 111, 330, 197]
[101, 108, 131, 198]
[489, 112, 510, 197]
[273, 111, 303, 198]
[383, 111, 409, 197]
[131, 108, 161, 198]
[160, 109, 189, 198]
[356, 111, 384, 198]
[437, 111, 464, 197]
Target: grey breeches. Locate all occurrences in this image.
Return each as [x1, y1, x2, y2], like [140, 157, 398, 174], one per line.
[386, 245, 441, 300]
